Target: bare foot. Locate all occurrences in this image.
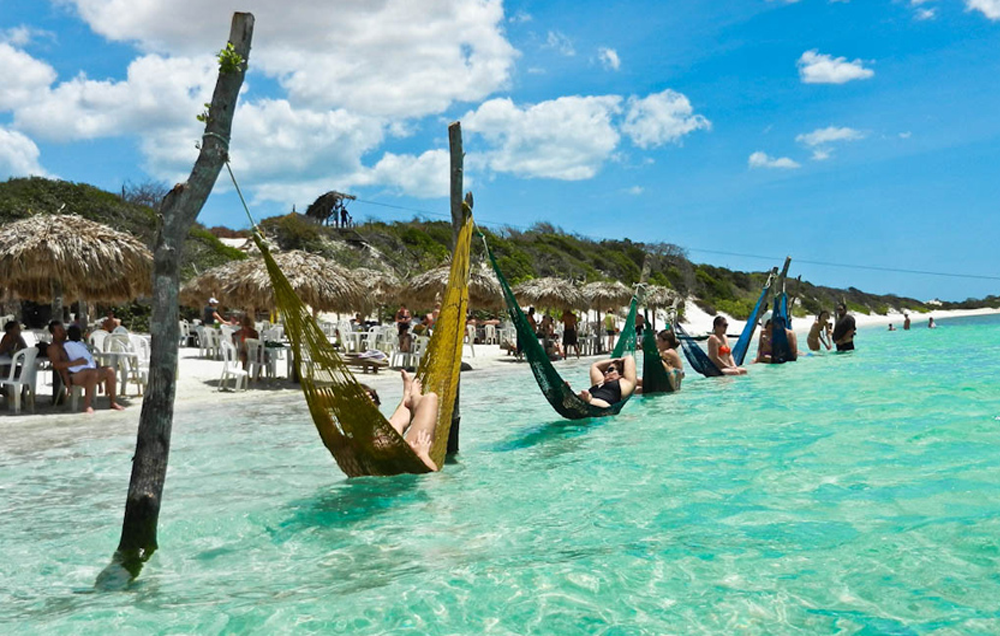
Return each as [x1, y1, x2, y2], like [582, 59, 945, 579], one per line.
[409, 376, 425, 410]
[85, 406, 96, 415]
[400, 370, 414, 409]
[110, 403, 125, 411]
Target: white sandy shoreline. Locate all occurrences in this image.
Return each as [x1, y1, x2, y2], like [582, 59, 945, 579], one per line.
[1, 304, 997, 431]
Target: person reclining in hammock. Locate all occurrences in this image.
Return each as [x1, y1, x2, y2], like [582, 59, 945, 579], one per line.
[362, 370, 440, 471]
[577, 356, 637, 408]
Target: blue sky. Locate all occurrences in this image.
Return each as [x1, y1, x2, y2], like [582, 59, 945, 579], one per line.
[1, 0, 998, 301]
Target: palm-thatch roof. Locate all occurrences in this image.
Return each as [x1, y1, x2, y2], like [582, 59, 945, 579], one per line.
[513, 277, 585, 310]
[402, 264, 503, 311]
[581, 280, 634, 310]
[181, 250, 369, 314]
[0, 213, 152, 302]
[643, 285, 680, 310]
[351, 267, 400, 306]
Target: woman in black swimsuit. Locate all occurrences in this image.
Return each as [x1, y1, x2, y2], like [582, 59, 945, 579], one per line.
[578, 356, 637, 408]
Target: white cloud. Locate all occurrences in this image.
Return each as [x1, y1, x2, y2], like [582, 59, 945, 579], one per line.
[0, 127, 49, 177]
[625, 185, 643, 195]
[362, 150, 452, 199]
[810, 149, 831, 161]
[967, 0, 1000, 19]
[748, 152, 800, 169]
[797, 50, 874, 84]
[14, 53, 218, 141]
[509, 10, 532, 23]
[463, 96, 622, 180]
[915, 8, 937, 19]
[621, 89, 711, 149]
[0, 43, 58, 110]
[64, 0, 517, 118]
[2, 25, 55, 47]
[599, 47, 621, 71]
[545, 30, 576, 56]
[899, 131, 912, 139]
[795, 126, 866, 146]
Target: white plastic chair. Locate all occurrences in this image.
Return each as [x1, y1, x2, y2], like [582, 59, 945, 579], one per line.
[219, 340, 248, 391]
[464, 324, 476, 358]
[484, 324, 497, 345]
[89, 329, 110, 352]
[112, 325, 129, 335]
[410, 335, 431, 370]
[1, 346, 39, 413]
[244, 338, 271, 382]
[128, 334, 151, 395]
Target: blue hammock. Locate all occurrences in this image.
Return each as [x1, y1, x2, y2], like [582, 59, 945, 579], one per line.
[675, 322, 723, 377]
[769, 291, 797, 363]
[731, 272, 775, 365]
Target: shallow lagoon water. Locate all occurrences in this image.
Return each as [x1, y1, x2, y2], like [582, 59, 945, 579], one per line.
[3, 315, 1000, 634]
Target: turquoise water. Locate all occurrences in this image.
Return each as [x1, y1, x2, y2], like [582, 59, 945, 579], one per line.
[3, 315, 1000, 634]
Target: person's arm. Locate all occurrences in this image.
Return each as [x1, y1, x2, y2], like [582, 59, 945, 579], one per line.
[619, 356, 638, 396]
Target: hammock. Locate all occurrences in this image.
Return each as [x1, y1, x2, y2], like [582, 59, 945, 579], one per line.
[640, 325, 676, 394]
[482, 235, 639, 419]
[675, 322, 723, 377]
[254, 204, 473, 477]
[769, 291, 796, 364]
[731, 270, 776, 365]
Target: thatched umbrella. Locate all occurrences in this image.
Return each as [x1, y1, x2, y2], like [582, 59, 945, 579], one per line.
[351, 267, 400, 307]
[181, 250, 369, 314]
[642, 285, 680, 329]
[513, 277, 585, 311]
[582, 280, 633, 310]
[0, 214, 153, 303]
[402, 264, 503, 311]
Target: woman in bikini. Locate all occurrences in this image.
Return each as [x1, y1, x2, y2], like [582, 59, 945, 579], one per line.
[656, 328, 685, 391]
[708, 315, 747, 375]
[807, 310, 833, 352]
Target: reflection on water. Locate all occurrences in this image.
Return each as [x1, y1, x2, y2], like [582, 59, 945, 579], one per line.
[2, 315, 1000, 633]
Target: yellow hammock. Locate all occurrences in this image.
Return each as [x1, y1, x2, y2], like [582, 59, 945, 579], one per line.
[252, 204, 473, 477]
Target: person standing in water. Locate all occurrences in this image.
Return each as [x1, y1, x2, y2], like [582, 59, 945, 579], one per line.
[807, 310, 833, 352]
[833, 303, 856, 352]
[903, 313, 911, 330]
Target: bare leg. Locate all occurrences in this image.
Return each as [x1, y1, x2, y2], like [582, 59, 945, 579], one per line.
[404, 389, 439, 471]
[73, 370, 97, 414]
[105, 367, 124, 410]
[387, 370, 414, 435]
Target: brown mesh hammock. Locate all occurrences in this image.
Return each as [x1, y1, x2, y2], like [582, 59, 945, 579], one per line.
[251, 204, 473, 476]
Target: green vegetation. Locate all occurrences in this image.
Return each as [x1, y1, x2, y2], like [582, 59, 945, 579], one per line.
[3, 178, 993, 322]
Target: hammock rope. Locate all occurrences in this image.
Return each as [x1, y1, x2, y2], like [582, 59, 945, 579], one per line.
[731, 269, 777, 366]
[225, 162, 472, 476]
[480, 232, 639, 419]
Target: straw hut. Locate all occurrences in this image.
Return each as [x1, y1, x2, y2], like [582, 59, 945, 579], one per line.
[513, 277, 584, 311]
[0, 214, 152, 303]
[351, 267, 400, 307]
[643, 285, 681, 329]
[581, 280, 633, 310]
[402, 264, 503, 311]
[181, 250, 369, 314]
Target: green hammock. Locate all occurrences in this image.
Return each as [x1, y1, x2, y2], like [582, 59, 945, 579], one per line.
[640, 326, 676, 394]
[482, 233, 638, 419]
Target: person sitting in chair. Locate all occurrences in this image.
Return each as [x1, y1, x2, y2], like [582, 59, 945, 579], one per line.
[578, 356, 638, 408]
[363, 370, 440, 471]
[100, 309, 122, 333]
[47, 321, 124, 413]
[0, 320, 27, 356]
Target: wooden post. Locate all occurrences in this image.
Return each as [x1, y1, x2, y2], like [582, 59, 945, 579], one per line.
[446, 122, 468, 457]
[96, 12, 254, 589]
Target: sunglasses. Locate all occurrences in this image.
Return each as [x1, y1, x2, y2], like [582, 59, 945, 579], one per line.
[605, 366, 618, 374]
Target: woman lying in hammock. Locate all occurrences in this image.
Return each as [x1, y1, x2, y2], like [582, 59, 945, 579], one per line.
[577, 356, 638, 408]
[363, 370, 439, 471]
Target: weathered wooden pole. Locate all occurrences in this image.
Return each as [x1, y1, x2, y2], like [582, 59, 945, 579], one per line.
[446, 122, 470, 457]
[96, 12, 254, 588]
